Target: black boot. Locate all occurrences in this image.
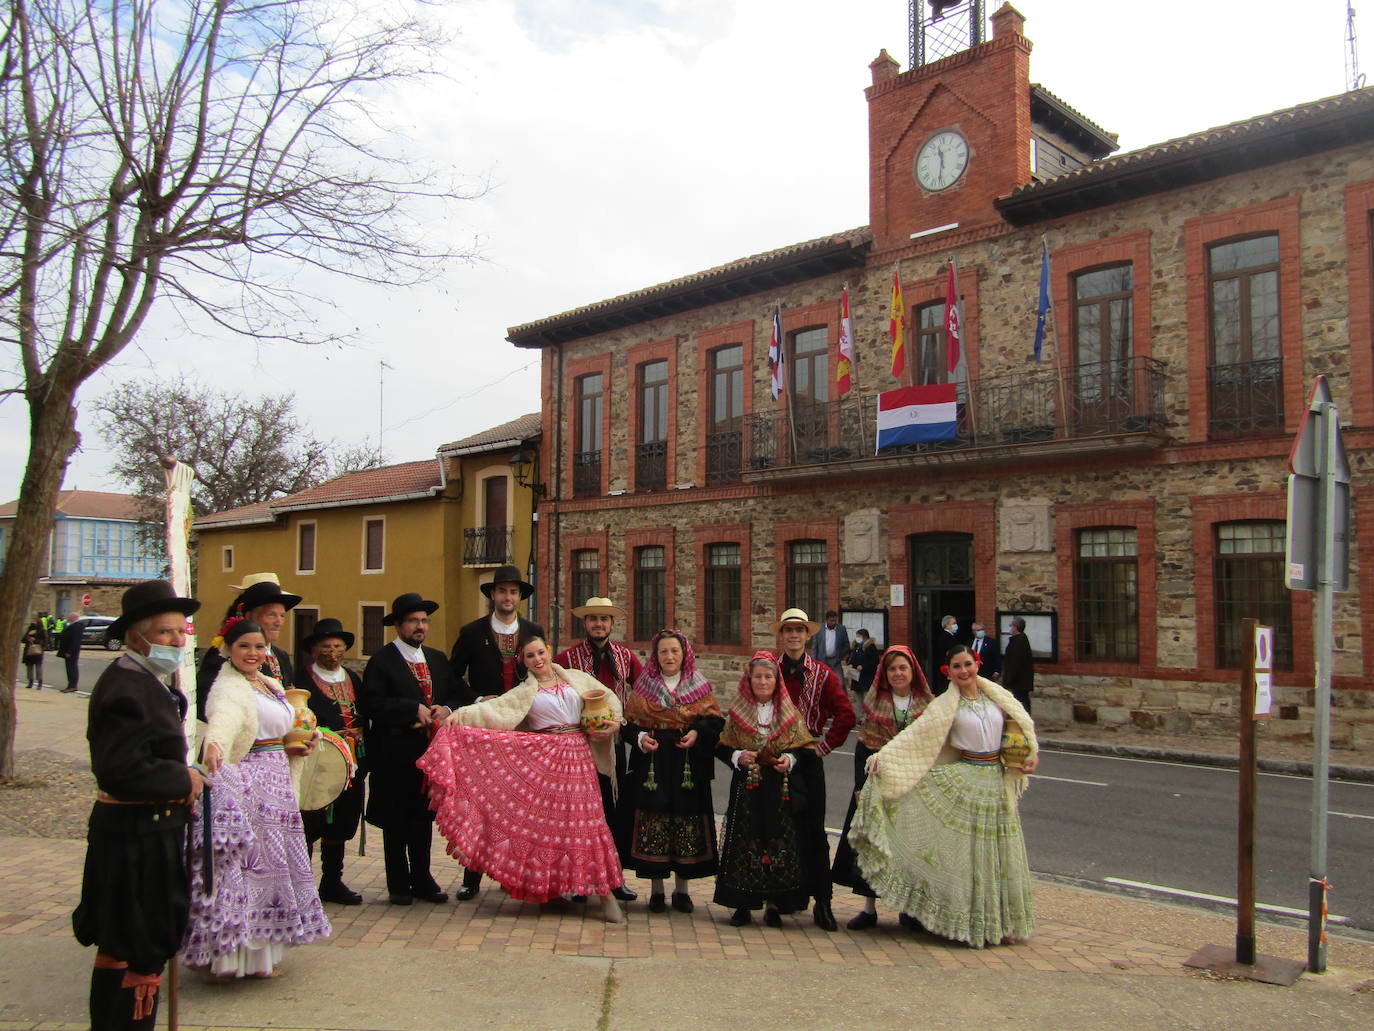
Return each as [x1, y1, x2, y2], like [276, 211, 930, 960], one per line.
[89, 966, 125, 1031]
[382, 828, 413, 904]
[457, 865, 482, 901]
[318, 841, 363, 905]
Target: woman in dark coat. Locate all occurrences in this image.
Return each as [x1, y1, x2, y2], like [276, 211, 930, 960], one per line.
[299, 618, 368, 905]
[620, 628, 724, 913]
[21, 620, 46, 688]
[831, 644, 932, 930]
[714, 651, 818, 927]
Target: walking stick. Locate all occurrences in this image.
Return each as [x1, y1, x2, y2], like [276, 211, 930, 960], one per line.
[358, 777, 367, 857]
[167, 960, 178, 1031]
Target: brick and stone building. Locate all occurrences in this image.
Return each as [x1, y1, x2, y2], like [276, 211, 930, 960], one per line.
[507, 4, 1374, 750]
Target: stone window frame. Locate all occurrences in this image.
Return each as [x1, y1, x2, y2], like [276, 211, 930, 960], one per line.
[1183, 197, 1302, 443]
[295, 519, 317, 576]
[1050, 230, 1153, 370]
[563, 353, 613, 498]
[624, 526, 676, 651]
[562, 530, 607, 641]
[884, 500, 996, 651]
[896, 268, 982, 388]
[1190, 492, 1310, 685]
[1343, 178, 1374, 426]
[695, 321, 754, 487]
[627, 338, 678, 493]
[693, 522, 752, 656]
[1054, 500, 1156, 673]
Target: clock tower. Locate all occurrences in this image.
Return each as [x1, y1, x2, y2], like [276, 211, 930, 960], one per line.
[866, 2, 1034, 258]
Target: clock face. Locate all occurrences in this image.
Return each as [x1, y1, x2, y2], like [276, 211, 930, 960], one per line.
[915, 131, 969, 191]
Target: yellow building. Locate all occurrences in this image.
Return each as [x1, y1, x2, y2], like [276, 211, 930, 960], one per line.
[194, 414, 541, 669]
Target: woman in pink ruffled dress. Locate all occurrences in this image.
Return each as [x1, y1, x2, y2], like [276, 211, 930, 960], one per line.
[419, 636, 626, 923]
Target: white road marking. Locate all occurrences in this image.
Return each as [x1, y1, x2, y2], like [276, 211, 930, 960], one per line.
[1033, 774, 1108, 787]
[1043, 749, 1374, 786]
[1104, 877, 1352, 925]
[1331, 810, 1374, 820]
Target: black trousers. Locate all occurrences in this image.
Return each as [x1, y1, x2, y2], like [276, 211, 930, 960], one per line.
[796, 753, 833, 904]
[380, 818, 437, 896]
[65, 654, 81, 691]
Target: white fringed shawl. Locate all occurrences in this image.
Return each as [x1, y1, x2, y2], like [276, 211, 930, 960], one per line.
[448, 663, 622, 782]
[870, 676, 1037, 804]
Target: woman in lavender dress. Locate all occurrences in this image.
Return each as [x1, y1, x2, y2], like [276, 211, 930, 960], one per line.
[183, 620, 330, 979]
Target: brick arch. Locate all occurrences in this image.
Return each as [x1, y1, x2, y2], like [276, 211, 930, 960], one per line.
[886, 500, 997, 650]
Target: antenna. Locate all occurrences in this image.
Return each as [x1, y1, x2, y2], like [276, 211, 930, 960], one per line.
[1349, 2, 1366, 91]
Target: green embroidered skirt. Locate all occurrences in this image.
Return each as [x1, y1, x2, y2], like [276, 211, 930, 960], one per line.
[849, 760, 1034, 947]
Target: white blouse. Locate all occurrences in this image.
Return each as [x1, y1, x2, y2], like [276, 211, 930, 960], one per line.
[949, 694, 1004, 753]
[526, 682, 583, 730]
[255, 688, 294, 739]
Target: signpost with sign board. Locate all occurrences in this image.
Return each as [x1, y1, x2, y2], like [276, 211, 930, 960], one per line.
[1284, 376, 1350, 975]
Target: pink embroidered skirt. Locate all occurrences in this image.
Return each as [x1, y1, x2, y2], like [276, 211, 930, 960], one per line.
[419, 724, 624, 902]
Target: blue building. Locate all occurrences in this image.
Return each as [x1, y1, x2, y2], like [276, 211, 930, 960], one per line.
[0, 490, 165, 618]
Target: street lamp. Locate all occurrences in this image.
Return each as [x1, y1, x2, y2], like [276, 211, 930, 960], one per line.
[508, 449, 547, 498]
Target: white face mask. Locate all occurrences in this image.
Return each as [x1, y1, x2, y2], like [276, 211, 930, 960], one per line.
[948, 624, 958, 635]
[974, 630, 985, 639]
[144, 643, 184, 676]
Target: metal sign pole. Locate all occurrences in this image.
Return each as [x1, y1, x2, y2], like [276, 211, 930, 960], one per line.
[1308, 400, 1337, 974]
[1236, 618, 1258, 966]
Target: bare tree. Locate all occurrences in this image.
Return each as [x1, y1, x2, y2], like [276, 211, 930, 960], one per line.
[94, 375, 383, 519]
[0, 0, 474, 778]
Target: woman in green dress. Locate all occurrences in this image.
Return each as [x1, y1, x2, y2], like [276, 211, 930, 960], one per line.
[849, 643, 1039, 947]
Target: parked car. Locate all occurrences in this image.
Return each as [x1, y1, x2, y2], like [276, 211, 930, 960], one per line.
[79, 616, 123, 651]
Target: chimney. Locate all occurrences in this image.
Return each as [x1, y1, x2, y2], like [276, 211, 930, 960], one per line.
[870, 49, 900, 86]
[990, 3, 1026, 40]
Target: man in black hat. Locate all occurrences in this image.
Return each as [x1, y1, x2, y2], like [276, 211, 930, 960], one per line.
[299, 618, 367, 905]
[195, 572, 302, 722]
[358, 593, 470, 906]
[447, 564, 544, 900]
[73, 580, 202, 1031]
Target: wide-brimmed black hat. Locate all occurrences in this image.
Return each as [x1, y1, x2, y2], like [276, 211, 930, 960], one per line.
[300, 617, 355, 651]
[481, 564, 534, 600]
[383, 592, 440, 626]
[234, 576, 302, 614]
[110, 580, 202, 637]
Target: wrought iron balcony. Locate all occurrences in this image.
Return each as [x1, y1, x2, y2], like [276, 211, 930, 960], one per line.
[635, 440, 668, 492]
[1207, 357, 1282, 438]
[463, 525, 513, 567]
[705, 429, 743, 485]
[573, 450, 601, 497]
[741, 356, 1169, 480]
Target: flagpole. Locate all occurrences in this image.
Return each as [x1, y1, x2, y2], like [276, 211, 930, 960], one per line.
[840, 282, 870, 454]
[1041, 235, 1068, 439]
[951, 257, 977, 441]
[781, 302, 798, 463]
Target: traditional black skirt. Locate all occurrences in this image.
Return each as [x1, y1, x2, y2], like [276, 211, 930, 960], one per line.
[72, 802, 190, 975]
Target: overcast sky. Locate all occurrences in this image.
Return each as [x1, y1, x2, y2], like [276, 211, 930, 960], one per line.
[0, 0, 1356, 502]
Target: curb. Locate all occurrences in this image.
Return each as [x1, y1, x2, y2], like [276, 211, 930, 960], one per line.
[1042, 737, 1374, 783]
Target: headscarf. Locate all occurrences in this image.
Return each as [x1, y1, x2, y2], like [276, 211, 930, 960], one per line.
[858, 645, 932, 750]
[721, 651, 815, 753]
[626, 628, 721, 729]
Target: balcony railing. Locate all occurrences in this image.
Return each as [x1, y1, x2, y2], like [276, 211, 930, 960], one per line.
[463, 525, 513, 566]
[1207, 357, 1282, 438]
[573, 450, 601, 497]
[742, 356, 1169, 472]
[705, 429, 742, 484]
[635, 440, 668, 491]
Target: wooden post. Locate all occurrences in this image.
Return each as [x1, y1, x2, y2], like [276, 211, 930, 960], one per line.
[1236, 617, 1258, 965]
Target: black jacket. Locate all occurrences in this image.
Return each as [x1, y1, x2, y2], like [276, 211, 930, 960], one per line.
[358, 641, 469, 827]
[57, 620, 84, 659]
[449, 614, 546, 696]
[87, 655, 194, 802]
[970, 634, 1002, 678]
[1002, 632, 1034, 698]
[302, 665, 368, 776]
[196, 644, 294, 723]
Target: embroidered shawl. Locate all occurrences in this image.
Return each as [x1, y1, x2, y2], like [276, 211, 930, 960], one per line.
[720, 652, 815, 754]
[870, 676, 1037, 804]
[780, 652, 835, 736]
[628, 629, 718, 722]
[858, 645, 933, 750]
[448, 663, 621, 781]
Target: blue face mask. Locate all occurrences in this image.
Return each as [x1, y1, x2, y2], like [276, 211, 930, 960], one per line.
[145, 643, 184, 676]
[974, 630, 985, 640]
[948, 624, 958, 635]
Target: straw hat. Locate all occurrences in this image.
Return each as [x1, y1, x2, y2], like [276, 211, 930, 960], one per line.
[571, 597, 626, 619]
[770, 607, 820, 636]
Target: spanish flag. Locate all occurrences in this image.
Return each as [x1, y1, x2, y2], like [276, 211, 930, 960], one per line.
[888, 266, 906, 378]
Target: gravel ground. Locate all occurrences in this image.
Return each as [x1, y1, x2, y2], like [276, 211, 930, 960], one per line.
[0, 749, 93, 839]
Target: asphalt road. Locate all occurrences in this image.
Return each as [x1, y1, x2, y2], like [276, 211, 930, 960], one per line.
[710, 743, 1374, 937]
[15, 649, 123, 692]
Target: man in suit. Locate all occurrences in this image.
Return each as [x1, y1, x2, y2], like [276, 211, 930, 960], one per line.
[1002, 616, 1035, 713]
[196, 573, 300, 722]
[359, 593, 470, 906]
[970, 619, 1002, 680]
[931, 614, 964, 696]
[57, 610, 87, 692]
[447, 563, 544, 899]
[809, 609, 850, 677]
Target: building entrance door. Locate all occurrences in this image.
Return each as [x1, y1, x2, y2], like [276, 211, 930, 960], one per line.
[908, 532, 975, 689]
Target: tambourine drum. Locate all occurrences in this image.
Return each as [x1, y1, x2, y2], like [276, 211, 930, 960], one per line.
[297, 730, 354, 811]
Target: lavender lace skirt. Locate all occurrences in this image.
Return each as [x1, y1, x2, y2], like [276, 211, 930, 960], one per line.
[182, 750, 330, 971]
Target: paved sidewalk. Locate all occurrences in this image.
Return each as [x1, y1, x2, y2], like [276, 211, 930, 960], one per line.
[3, 688, 1373, 1029]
